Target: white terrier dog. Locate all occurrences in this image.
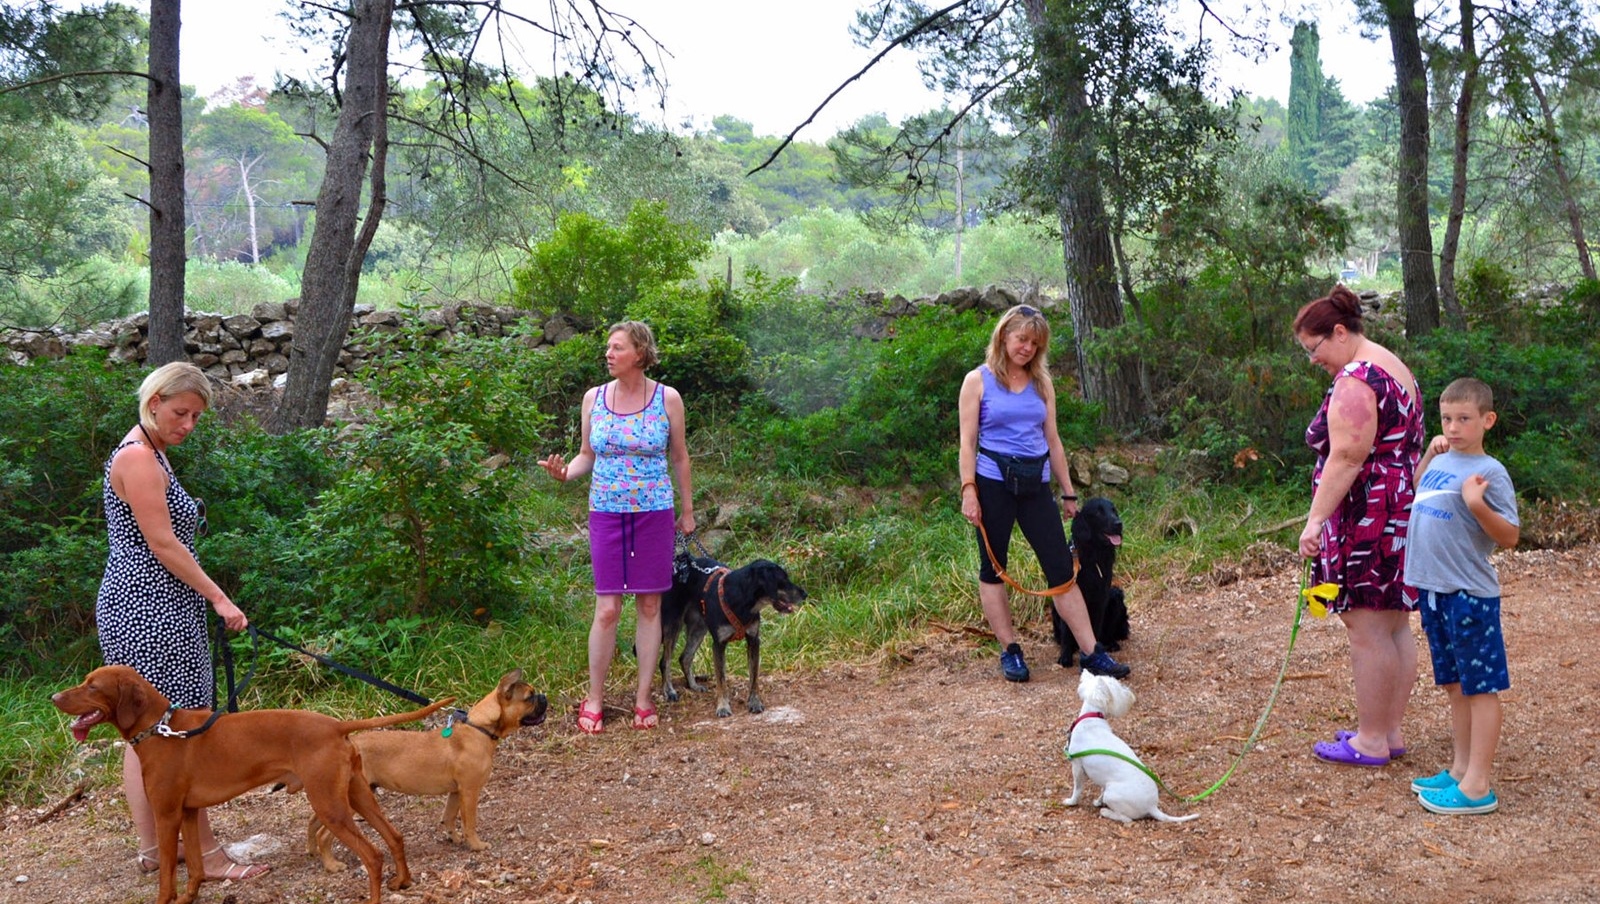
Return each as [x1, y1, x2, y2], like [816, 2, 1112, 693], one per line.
[1064, 671, 1199, 824]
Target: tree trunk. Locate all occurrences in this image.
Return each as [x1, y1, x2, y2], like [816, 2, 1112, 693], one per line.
[144, 0, 186, 365]
[1527, 74, 1597, 282]
[270, 0, 393, 432]
[1053, 95, 1144, 430]
[1437, 0, 1474, 331]
[1023, 0, 1145, 432]
[1386, 0, 1439, 337]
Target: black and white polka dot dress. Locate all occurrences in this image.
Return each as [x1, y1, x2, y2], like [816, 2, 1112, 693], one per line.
[95, 439, 214, 710]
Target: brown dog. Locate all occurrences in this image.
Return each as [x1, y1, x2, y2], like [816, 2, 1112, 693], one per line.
[51, 665, 451, 904]
[305, 668, 547, 872]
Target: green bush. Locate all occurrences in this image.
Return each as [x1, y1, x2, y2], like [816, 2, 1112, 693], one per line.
[1530, 279, 1600, 347]
[1135, 269, 1330, 479]
[1500, 427, 1600, 500]
[300, 326, 550, 622]
[518, 327, 607, 441]
[510, 200, 710, 328]
[732, 271, 872, 416]
[754, 305, 993, 486]
[627, 284, 752, 417]
[2, 255, 144, 330]
[0, 527, 106, 678]
[1410, 328, 1598, 500]
[172, 421, 339, 634]
[1458, 258, 1522, 339]
[0, 349, 132, 554]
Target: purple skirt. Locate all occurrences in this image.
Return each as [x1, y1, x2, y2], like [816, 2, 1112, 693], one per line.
[589, 509, 674, 595]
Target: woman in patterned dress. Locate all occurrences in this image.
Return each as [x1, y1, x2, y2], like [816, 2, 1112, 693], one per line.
[1294, 286, 1425, 767]
[540, 321, 695, 734]
[96, 362, 267, 879]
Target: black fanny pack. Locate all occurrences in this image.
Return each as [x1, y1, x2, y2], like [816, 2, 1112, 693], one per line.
[981, 448, 1047, 497]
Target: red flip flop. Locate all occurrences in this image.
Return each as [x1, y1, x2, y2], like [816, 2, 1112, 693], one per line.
[632, 706, 658, 730]
[577, 702, 604, 735]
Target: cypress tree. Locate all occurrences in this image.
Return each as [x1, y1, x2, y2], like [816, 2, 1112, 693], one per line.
[1286, 22, 1323, 189]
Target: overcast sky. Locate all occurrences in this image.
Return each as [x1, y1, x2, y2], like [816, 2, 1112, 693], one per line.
[165, 1, 1394, 138]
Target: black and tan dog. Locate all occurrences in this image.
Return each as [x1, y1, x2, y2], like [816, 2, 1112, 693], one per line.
[1054, 496, 1132, 667]
[302, 669, 547, 872]
[660, 556, 807, 717]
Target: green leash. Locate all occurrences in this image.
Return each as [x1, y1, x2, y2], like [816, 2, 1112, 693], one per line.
[1065, 561, 1323, 803]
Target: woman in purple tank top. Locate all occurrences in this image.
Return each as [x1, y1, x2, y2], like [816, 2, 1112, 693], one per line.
[957, 305, 1130, 683]
[541, 321, 696, 734]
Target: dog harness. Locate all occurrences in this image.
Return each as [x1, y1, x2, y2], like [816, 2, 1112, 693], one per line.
[696, 568, 748, 641]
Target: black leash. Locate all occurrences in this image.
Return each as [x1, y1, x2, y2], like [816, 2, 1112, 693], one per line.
[243, 625, 434, 705]
[173, 619, 436, 741]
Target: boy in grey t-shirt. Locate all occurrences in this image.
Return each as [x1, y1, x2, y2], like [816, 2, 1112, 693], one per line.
[1404, 378, 1519, 816]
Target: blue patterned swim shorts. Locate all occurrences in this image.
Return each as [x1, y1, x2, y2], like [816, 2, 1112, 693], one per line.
[1416, 588, 1510, 695]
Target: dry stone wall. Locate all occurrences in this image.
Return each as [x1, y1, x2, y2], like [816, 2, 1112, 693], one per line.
[0, 284, 1046, 386]
[1, 300, 582, 388]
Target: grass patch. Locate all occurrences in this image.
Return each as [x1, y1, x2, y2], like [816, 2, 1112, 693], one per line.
[676, 853, 754, 901]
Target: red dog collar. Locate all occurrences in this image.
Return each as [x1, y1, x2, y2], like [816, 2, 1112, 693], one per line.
[1070, 712, 1105, 733]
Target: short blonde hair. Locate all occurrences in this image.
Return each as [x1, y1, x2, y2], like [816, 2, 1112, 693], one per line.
[607, 320, 660, 370]
[983, 305, 1051, 389]
[138, 362, 213, 431]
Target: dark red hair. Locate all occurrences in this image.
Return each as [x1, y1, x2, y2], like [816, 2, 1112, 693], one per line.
[1293, 285, 1364, 339]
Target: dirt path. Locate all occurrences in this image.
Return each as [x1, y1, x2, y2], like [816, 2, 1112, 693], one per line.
[5, 545, 1599, 904]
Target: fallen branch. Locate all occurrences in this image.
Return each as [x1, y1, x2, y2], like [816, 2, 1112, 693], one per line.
[1256, 516, 1303, 535]
[34, 778, 89, 826]
[928, 620, 995, 639]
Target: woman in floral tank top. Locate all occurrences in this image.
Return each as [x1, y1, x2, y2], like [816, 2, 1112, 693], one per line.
[541, 321, 695, 734]
[1294, 286, 1424, 769]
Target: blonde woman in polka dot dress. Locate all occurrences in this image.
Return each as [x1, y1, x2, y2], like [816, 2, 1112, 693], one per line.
[96, 362, 267, 881]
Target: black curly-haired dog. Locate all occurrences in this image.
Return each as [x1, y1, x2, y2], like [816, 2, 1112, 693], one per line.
[660, 556, 808, 717]
[1053, 497, 1131, 667]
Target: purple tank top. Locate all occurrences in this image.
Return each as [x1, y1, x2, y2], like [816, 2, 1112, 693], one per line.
[976, 365, 1052, 482]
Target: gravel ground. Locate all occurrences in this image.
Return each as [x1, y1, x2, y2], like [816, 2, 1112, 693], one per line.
[5, 544, 1599, 904]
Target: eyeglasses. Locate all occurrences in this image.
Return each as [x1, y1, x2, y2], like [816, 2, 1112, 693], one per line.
[193, 497, 208, 537]
[1302, 335, 1329, 359]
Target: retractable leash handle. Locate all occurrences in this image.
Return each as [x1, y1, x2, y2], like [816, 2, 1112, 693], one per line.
[1066, 563, 1326, 803]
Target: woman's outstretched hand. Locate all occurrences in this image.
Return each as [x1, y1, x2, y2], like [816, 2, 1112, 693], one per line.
[539, 454, 568, 482]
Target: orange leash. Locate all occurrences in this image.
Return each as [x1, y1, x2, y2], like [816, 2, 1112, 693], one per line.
[966, 481, 1077, 597]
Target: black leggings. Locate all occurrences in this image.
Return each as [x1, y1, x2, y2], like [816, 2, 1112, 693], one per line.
[973, 475, 1075, 586]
